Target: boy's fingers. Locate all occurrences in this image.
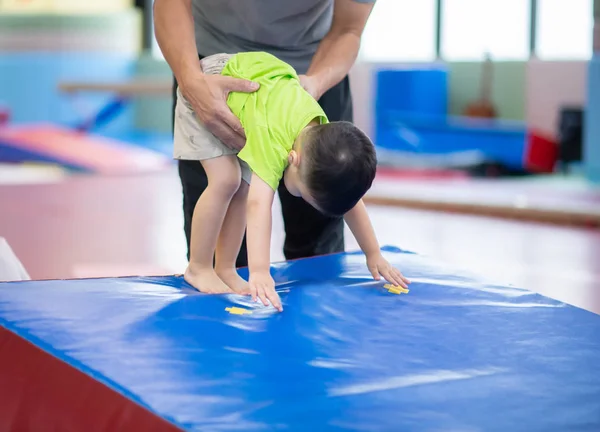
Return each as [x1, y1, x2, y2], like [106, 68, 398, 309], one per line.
[257, 285, 269, 307]
[396, 276, 409, 289]
[385, 271, 399, 287]
[267, 290, 283, 312]
[369, 267, 381, 281]
[386, 269, 407, 289]
[255, 285, 263, 303]
[398, 271, 411, 285]
[393, 271, 408, 289]
[393, 269, 410, 286]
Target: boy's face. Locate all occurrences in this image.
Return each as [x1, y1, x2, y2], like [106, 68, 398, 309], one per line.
[283, 162, 322, 213]
[284, 124, 324, 213]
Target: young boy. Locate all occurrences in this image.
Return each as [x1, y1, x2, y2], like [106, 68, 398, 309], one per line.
[174, 52, 410, 312]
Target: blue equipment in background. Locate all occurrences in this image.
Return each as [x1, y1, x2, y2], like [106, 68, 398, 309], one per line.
[374, 68, 531, 171]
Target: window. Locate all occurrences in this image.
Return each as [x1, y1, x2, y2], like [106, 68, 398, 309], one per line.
[359, 0, 437, 62]
[536, 0, 593, 60]
[441, 0, 531, 61]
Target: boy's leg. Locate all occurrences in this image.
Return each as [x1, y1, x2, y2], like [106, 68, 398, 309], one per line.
[215, 161, 251, 294]
[214, 180, 250, 294]
[172, 54, 248, 267]
[185, 155, 241, 293]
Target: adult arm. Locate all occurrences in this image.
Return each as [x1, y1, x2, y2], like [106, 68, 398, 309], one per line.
[153, 0, 258, 149]
[246, 174, 283, 311]
[344, 200, 410, 288]
[300, 0, 375, 99]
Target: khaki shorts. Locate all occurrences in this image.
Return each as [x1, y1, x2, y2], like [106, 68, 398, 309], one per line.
[173, 53, 251, 184]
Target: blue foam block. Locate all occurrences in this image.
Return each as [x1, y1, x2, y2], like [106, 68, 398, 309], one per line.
[375, 113, 528, 169]
[584, 55, 600, 183]
[1, 246, 600, 430]
[375, 68, 448, 118]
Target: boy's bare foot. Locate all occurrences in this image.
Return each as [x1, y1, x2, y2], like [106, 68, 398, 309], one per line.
[216, 268, 251, 296]
[184, 266, 233, 294]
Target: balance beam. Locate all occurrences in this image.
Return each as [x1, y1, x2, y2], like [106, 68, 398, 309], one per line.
[58, 80, 173, 131]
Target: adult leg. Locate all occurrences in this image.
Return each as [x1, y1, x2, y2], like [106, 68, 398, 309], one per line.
[184, 156, 241, 293]
[277, 76, 354, 259]
[173, 75, 249, 267]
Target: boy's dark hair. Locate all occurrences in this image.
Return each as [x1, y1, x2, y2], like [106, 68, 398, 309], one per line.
[302, 121, 377, 216]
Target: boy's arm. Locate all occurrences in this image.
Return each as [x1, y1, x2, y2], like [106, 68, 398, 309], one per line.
[246, 174, 283, 311]
[344, 200, 410, 288]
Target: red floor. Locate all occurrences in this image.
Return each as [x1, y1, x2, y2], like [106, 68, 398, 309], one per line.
[1, 168, 599, 314]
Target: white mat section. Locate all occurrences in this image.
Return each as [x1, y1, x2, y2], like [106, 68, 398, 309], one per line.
[0, 237, 30, 282]
[0, 163, 67, 185]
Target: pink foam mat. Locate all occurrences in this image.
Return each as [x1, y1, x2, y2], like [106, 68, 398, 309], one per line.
[0, 124, 170, 174]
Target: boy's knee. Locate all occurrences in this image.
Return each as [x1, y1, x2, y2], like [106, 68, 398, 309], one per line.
[235, 180, 249, 196]
[209, 163, 241, 197]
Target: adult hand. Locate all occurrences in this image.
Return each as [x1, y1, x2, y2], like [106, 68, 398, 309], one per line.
[298, 74, 322, 100]
[180, 73, 259, 150]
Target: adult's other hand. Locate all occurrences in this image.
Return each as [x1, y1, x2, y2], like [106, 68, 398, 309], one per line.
[298, 74, 322, 100]
[180, 73, 259, 150]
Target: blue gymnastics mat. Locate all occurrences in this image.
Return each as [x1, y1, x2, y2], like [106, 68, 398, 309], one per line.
[1, 246, 599, 431]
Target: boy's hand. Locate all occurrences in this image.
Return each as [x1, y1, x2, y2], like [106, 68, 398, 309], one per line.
[366, 252, 410, 289]
[249, 271, 283, 312]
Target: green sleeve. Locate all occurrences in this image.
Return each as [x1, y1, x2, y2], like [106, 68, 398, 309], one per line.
[237, 126, 288, 191]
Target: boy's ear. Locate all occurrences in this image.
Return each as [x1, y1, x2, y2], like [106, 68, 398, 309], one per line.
[288, 150, 301, 167]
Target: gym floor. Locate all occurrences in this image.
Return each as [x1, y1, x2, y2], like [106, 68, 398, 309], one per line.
[2, 166, 598, 315]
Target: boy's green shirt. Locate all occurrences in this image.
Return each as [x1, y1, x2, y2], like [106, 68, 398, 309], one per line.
[222, 51, 328, 190]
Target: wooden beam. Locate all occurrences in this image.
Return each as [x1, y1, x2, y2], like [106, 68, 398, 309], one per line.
[58, 80, 172, 96]
[363, 195, 600, 228]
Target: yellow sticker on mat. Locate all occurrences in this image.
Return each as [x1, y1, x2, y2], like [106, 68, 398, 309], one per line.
[384, 284, 409, 294]
[225, 307, 253, 315]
